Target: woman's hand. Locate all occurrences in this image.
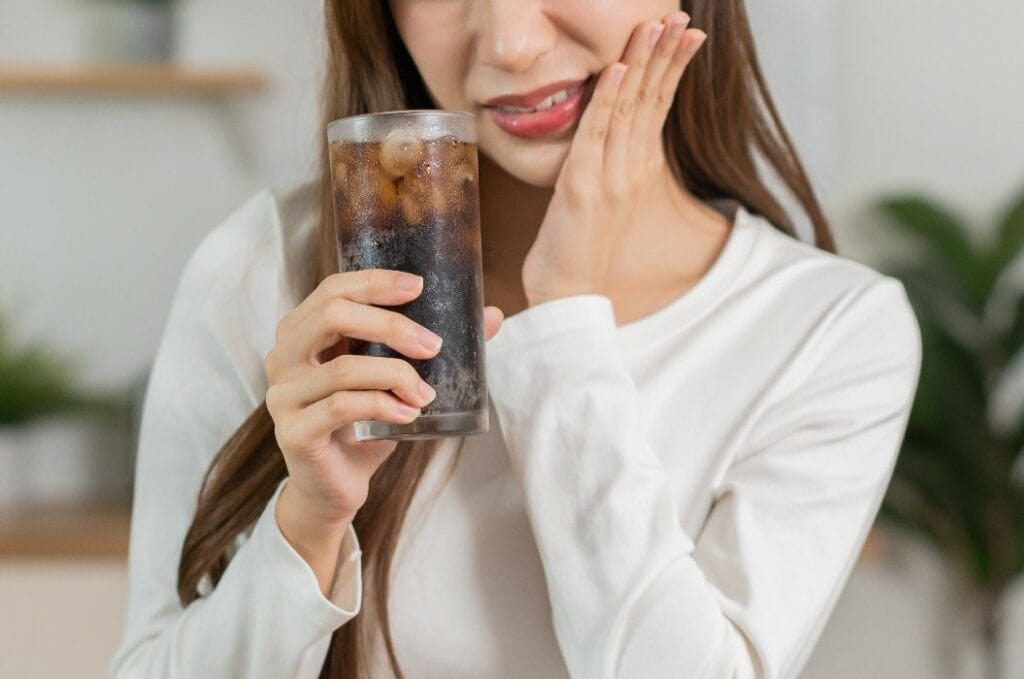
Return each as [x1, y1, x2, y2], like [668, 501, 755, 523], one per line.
[263, 269, 503, 592]
[521, 11, 707, 306]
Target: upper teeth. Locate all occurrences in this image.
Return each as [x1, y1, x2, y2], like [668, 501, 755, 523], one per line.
[498, 86, 580, 113]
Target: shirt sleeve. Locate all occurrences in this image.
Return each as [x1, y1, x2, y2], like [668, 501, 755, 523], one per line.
[483, 278, 922, 679]
[108, 198, 365, 679]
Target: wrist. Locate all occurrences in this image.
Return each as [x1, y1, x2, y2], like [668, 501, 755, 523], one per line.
[277, 481, 352, 552]
[280, 478, 356, 527]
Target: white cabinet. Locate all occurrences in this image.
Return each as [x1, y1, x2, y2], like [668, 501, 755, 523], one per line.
[0, 559, 128, 678]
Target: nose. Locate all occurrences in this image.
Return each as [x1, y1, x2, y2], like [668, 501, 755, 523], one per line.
[474, 0, 558, 74]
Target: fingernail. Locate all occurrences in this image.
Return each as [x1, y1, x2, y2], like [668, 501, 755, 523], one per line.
[418, 327, 443, 351]
[612, 64, 627, 84]
[418, 380, 437, 402]
[398, 273, 422, 290]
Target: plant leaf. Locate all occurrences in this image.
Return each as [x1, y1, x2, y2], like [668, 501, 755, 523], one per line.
[0, 312, 105, 425]
[877, 195, 992, 309]
[893, 435, 991, 584]
[990, 186, 1024, 275]
[884, 259, 982, 357]
[904, 308, 987, 437]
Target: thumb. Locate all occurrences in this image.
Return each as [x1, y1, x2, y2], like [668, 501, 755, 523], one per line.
[483, 306, 504, 340]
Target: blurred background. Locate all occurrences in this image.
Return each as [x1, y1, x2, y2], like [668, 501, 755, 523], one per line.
[1, 0, 1022, 677]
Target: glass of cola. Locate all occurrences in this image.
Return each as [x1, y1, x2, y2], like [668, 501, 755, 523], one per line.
[327, 110, 489, 441]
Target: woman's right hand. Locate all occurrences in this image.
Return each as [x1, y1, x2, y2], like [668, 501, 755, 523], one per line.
[263, 268, 503, 592]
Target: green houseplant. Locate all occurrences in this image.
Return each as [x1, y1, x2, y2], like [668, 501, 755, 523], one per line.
[0, 310, 132, 510]
[874, 187, 1024, 679]
[0, 313, 127, 426]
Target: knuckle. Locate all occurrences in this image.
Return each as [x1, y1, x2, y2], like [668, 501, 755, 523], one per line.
[323, 271, 346, 292]
[366, 268, 388, 293]
[325, 391, 349, 416]
[265, 383, 285, 413]
[607, 180, 628, 201]
[390, 360, 410, 386]
[400, 361, 420, 389]
[273, 314, 291, 345]
[328, 354, 356, 382]
[273, 425, 295, 453]
[656, 90, 676, 108]
[561, 175, 589, 202]
[587, 124, 609, 142]
[343, 271, 368, 299]
[325, 297, 349, 325]
[373, 390, 395, 415]
[263, 349, 278, 380]
[637, 86, 657, 105]
[613, 98, 636, 120]
[389, 314, 409, 340]
[274, 422, 306, 457]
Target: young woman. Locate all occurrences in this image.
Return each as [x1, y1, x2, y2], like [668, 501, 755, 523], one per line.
[111, 1, 922, 678]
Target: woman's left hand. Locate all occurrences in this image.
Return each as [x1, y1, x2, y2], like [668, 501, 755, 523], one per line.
[521, 11, 708, 307]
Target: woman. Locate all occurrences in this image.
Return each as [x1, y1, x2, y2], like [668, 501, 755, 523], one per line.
[110, 1, 922, 678]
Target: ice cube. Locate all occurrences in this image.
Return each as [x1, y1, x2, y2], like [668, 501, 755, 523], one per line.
[464, 145, 479, 175]
[375, 174, 399, 214]
[332, 160, 348, 186]
[398, 177, 427, 225]
[453, 161, 475, 188]
[380, 129, 426, 179]
[400, 192, 425, 225]
[349, 162, 398, 216]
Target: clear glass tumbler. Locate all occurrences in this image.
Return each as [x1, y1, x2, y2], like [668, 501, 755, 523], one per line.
[327, 110, 489, 441]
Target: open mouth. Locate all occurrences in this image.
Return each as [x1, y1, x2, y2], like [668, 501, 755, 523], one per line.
[484, 75, 596, 140]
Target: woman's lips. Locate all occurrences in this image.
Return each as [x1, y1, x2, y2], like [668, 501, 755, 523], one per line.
[484, 77, 595, 140]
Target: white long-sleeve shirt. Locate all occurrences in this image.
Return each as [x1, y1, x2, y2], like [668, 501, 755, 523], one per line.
[109, 180, 922, 679]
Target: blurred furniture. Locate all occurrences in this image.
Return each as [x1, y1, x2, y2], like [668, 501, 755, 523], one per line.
[0, 65, 267, 94]
[0, 362, 149, 559]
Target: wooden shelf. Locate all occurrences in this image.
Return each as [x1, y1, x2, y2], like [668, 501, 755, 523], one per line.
[0, 502, 131, 560]
[0, 65, 268, 94]
[0, 501, 886, 563]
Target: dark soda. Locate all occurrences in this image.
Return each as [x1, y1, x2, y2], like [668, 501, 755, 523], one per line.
[327, 113, 488, 440]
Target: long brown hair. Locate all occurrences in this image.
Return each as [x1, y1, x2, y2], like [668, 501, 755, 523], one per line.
[177, 1, 836, 677]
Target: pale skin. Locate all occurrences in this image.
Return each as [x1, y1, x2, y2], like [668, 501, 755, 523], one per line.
[268, 3, 721, 596]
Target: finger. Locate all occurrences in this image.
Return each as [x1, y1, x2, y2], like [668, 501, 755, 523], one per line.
[604, 19, 666, 179]
[273, 296, 443, 380]
[277, 390, 421, 458]
[483, 306, 504, 341]
[647, 28, 707, 160]
[268, 354, 436, 416]
[631, 12, 691, 156]
[564, 62, 628, 176]
[282, 268, 425, 340]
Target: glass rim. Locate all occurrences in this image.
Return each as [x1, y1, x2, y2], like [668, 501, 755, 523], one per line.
[327, 109, 475, 138]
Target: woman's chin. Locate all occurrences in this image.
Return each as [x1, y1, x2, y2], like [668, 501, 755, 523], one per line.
[479, 142, 568, 189]
[509, 162, 560, 189]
